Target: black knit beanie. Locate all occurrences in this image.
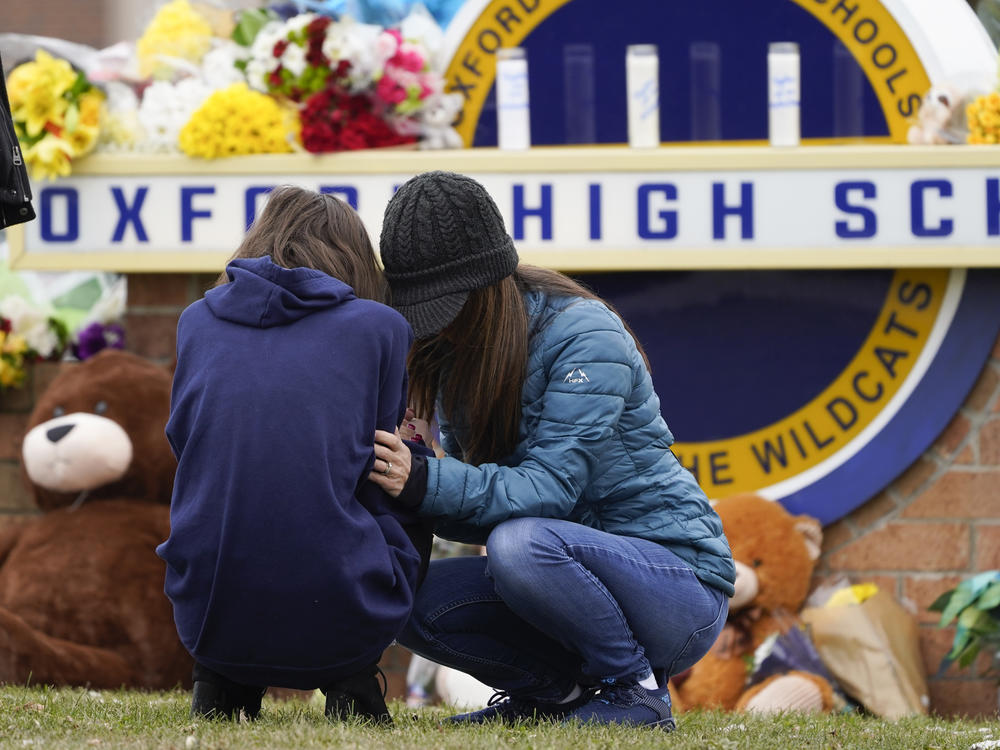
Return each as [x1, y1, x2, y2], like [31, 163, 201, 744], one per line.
[379, 171, 519, 339]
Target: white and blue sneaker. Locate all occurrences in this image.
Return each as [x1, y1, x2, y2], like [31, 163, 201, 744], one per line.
[565, 681, 677, 730]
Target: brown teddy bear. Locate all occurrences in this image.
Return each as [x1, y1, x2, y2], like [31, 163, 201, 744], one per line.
[671, 494, 837, 713]
[0, 349, 191, 689]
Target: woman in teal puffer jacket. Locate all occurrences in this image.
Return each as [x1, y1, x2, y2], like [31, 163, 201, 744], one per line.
[370, 171, 735, 729]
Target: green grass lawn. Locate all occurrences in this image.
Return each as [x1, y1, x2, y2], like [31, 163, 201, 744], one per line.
[0, 686, 997, 750]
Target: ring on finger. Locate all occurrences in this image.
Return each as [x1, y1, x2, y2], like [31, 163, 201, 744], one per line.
[382, 460, 392, 477]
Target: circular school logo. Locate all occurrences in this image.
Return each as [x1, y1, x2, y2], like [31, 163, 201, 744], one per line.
[442, 0, 1000, 522]
[586, 267, 1000, 524]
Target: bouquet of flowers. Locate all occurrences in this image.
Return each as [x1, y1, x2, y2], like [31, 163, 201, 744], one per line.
[3, 2, 461, 167]
[967, 91, 1000, 144]
[235, 9, 451, 152]
[0, 296, 67, 389]
[5, 49, 105, 180]
[0, 269, 128, 390]
[135, 0, 215, 79]
[0, 323, 29, 390]
[179, 82, 297, 158]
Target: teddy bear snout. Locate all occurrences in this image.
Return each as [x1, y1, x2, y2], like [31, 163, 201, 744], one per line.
[22, 412, 134, 493]
[46, 424, 74, 443]
[729, 559, 760, 611]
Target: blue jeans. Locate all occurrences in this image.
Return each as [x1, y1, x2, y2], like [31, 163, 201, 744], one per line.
[398, 517, 728, 701]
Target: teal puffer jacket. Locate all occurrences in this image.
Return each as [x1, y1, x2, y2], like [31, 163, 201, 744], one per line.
[421, 290, 735, 596]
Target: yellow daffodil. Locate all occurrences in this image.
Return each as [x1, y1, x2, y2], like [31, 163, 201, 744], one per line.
[7, 50, 77, 138]
[78, 90, 104, 128]
[23, 136, 75, 180]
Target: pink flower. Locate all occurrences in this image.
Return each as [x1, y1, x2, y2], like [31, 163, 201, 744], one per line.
[393, 42, 425, 73]
[376, 74, 407, 105]
[375, 29, 401, 60]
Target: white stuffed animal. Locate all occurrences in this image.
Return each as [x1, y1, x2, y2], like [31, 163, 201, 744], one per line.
[419, 91, 464, 150]
[907, 83, 970, 144]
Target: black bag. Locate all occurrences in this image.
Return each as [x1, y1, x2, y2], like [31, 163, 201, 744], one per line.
[0, 51, 35, 229]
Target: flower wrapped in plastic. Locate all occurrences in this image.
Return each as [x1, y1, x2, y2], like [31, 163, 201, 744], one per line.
[5, 49, 105, 180]
[136, 0, 215, 79]
[234, 7, 454, 152]
[0, 295, 68, 390]
[0, 265, 129, 382]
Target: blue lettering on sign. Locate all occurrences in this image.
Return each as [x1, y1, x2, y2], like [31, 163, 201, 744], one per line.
[320, 185, 359, 210]
[853, 370, 883, 402]
[181, 186, 215, 242]
[245, 186, 274, 230]
[834, 181, 877, 238]
[637, 183, 678, 239]
[589, 183, 601, 240]
[709, 450, 732, 485]
[910, 179, 953, 237]
[111, 186, 149, 242]
[988, 178, 1000, 236]
[712, 182, 754, 239]
[513, 184, 553, 240]
[40, 187, 79, 242]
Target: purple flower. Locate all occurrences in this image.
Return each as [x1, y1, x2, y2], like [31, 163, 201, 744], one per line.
[72, 322, 126, 360]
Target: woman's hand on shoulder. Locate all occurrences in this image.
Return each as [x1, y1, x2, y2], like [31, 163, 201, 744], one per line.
[370, 428, 412, 497]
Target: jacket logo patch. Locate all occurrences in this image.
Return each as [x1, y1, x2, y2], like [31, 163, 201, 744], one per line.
[564, 367, 590, 384]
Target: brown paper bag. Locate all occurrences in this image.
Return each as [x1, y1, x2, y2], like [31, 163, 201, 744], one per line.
[800, 590, 929, 718]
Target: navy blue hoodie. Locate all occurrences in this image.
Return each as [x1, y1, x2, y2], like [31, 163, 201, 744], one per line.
[157, 256, 425, 689]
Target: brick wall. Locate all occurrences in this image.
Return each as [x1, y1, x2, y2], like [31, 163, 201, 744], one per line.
[816, 334, 1000, 718]
[4, 1, 109, 50]
[3, 274, 1000, 714]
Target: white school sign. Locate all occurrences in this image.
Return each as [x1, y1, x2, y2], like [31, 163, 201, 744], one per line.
[7, 146, 1000, 272]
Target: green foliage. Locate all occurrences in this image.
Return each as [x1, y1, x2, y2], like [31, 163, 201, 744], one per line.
[66, 70, 92, 100]
[0, 686, 996, 750]
[232, 8, 279, 47]
[929, 570, 1000, 672]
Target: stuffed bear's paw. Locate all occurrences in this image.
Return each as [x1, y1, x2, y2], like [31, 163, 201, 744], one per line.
[739, 674, 826, 714]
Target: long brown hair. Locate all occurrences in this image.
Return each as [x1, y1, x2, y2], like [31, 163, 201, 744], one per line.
[214, 185, 385, 301]
[407, 265, 650, 465]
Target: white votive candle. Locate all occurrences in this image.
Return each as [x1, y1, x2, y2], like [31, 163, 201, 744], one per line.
[496, 48, 531, 150]
[626, 44, 660, 148]
[768, 42, 800, 147]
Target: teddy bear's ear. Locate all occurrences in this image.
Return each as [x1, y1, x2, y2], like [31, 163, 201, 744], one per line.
[794, 516, 823, 561]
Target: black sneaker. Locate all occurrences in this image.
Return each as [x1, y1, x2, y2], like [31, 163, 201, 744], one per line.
[445, 689, 594, 724]
[190, 664, 267, 721]
[323, 665, 393, 725]
[565, 681, 676, 730]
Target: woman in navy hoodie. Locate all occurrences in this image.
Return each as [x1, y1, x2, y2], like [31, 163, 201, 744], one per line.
[157, 186, 431, 725]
